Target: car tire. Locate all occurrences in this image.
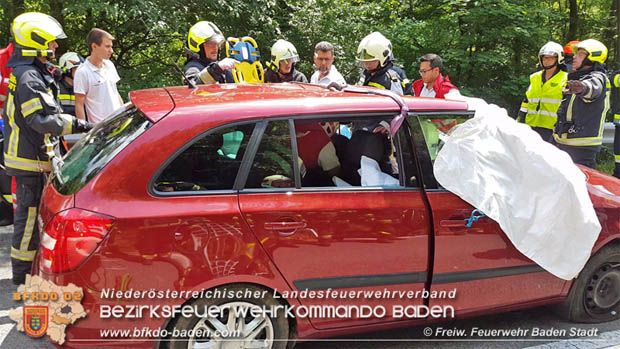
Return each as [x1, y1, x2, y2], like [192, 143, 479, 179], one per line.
[164, 284, 290, 349]
[560, 242, 620, 323]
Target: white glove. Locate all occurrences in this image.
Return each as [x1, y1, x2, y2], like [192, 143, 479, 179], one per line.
[218, 58, 240, 71]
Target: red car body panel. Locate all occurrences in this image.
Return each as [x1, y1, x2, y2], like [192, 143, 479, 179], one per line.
[238, 190, 430, 329]
[33, 84, 620, 347]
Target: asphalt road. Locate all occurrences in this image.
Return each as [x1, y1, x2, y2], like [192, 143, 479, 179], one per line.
[1, 224, 619, 349]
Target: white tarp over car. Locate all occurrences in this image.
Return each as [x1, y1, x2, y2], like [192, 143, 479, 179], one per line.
[433, 94, 601, 280]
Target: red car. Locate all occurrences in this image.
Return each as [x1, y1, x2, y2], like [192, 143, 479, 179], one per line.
[34, 83, 620, 348]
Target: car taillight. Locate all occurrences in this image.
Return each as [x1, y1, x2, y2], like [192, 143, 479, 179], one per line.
[40, 208, 115, 273]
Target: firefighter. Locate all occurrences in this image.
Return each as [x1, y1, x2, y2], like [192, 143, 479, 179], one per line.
[553, 39, 610, 168]
[610, 69, 620, 178]
[58, 52, 84, 116]
[264, 39, 308, 83]
[517, 42, 568, 142]
[355, 31, 403, 95]
[4, 12, 93, 284]
[184, 21, 237, 85]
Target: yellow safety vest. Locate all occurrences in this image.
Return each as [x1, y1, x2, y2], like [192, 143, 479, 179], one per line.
[520, 70, 568, 130]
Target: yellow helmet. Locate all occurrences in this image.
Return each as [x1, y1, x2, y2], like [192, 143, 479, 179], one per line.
[187, 21, 224, 53]
[269, 39, 299, 68]
[572, 39, 608, 64]
[11, 12, 66, 52]
[356, 32, 392, 67]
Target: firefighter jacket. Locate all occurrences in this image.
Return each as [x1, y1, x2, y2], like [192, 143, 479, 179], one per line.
[264, 67, 308, 83]
[58, 78, 76, 116]
[412, 73, 458, 99]
[518, 69, 568, 130]
[390, 65, 412, 95]
[553, 64, 610, 148]
[184, 58, 234, 85]
[3, 51, 74, 176]
[612, 69, 620, 124]
[356, 63, 403, 95]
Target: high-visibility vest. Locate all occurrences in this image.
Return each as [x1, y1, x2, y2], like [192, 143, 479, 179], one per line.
[520, 70, 567, 130]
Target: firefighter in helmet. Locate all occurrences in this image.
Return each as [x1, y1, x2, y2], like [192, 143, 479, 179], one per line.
[516, 41, 568, 142]
[4, 12, 93, 284]
[264, 39, 307, 83]
[553, 39, 610, 168]
[184, 21, 238, 85]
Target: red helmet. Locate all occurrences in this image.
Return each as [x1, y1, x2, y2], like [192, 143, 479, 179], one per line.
[564, 40, 580, 54]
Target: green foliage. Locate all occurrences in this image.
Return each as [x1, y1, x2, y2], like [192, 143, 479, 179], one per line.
[0, 0, 618, 115]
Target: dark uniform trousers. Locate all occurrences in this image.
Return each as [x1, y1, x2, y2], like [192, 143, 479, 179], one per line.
[11, 173, 45, 283]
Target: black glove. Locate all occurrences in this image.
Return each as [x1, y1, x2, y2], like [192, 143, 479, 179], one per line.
[73, 118, 94, 133]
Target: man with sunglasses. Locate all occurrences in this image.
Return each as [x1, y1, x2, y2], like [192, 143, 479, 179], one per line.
[412, 53, 459, 98]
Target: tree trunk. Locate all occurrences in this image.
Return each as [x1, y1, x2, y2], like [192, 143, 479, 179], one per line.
[49, 0, 67, 55]
[567, 0, 579, 41]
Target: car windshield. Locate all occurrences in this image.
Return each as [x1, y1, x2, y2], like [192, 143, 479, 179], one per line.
[51, 106, 152, 195]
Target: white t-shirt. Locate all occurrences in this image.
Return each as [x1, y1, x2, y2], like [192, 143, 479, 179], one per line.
[74, 58, 122, 123]
[310, 66, 346, 87]
[419, 83, 460, 98]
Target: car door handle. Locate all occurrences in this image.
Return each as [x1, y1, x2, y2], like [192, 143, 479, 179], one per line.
[264, 221, 307, 236]
[439, 219, 467, 228]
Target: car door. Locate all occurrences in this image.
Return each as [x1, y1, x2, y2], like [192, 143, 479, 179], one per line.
[237, 116, 431, 329]
[407, 113, 568, 314]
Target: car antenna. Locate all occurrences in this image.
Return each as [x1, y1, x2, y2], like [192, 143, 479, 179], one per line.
[172, 62, 197, 89]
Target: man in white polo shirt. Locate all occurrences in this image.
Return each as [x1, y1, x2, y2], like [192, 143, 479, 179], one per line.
[310, 41, 346, 87]
[74, 28, 123, 123]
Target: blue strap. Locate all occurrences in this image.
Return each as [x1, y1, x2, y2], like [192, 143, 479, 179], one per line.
[465, 209, 486, 227]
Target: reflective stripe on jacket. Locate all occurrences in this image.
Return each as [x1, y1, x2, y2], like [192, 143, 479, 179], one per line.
[356, 63, 404, 95]
[58, 79, 76, 116]
[520, 70, 567, 130]
[3, 57, 73, 176]
[553, 70, 610, 147]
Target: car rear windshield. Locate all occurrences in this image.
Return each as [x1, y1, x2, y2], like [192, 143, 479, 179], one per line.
[52, 106, 152, 195]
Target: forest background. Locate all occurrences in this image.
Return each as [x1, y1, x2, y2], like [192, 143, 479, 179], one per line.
[1, 0, 619, 168]
[1, 0, 619, 115]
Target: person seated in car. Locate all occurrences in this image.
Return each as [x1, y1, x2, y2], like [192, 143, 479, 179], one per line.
[295, 121, 341, 186]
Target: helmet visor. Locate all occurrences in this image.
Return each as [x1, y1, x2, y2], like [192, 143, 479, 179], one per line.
[207, 33, 225, 47]
[356, 49, 376, 61]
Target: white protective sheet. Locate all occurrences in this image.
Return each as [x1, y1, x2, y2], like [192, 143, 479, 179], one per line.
[433, 94, 601, 280]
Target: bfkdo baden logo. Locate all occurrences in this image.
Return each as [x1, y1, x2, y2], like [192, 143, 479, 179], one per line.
[24, 306, 48, 337]
[9, 275, 87, 345]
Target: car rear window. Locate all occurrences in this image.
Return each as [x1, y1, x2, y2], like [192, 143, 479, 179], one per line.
[52, 106, 152, 195]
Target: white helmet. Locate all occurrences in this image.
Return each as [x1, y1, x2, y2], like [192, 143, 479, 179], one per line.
[356, 32, 392, 67]
[538, 41, 565, 68]
[269, 39, 299, 68]
[59, 51, 84, 72]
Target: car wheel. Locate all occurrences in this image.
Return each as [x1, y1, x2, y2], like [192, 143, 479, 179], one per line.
[165, 284, 289, 349]
[561, 243, 620, 323]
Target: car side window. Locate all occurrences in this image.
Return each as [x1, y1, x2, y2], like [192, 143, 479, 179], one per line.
[154, 124, 254, 192]
[413, 115, 471, 163]
[292, 117, 411, 188]
[245, 120, 295, 189]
